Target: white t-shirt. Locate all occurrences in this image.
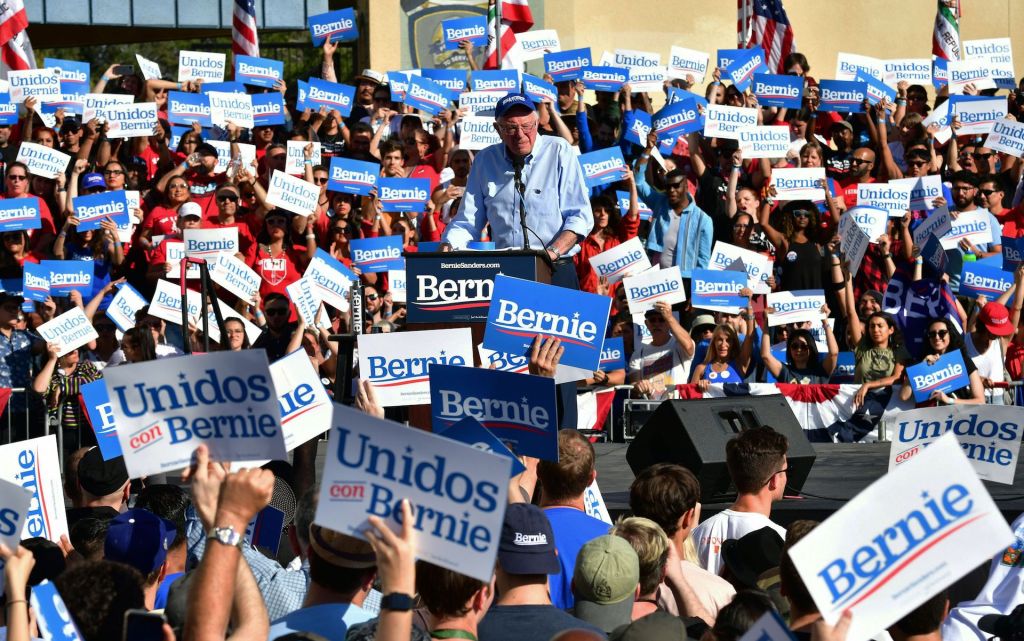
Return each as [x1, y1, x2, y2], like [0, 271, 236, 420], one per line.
[628, 336, 692, 400]
[691, 509, 787, 575]
[965, 333, 1005, 402]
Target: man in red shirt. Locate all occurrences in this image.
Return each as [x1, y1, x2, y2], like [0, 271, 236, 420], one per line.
[839, 147, 876, 207]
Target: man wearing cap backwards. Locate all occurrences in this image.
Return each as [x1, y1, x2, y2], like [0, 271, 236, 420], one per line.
[441, 92, 592, 428]
[477, 503, 607, 641]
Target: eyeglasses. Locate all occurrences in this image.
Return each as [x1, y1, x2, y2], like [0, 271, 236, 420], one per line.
[6, 175, 26, 182]
[365, 294, 380, 301]
[971, 152, 994, 160]
[951, 185, 975, 192]
[790, 342, 810, 351]
[979, 188, 1001, 196]
[496, 122, 538, 136]
[332, 227, 349, 234]
[927, 329, 949, 339]
[907, 160, 928, 168]
[169, 183, 189, 191]
[225, 329, 246, 336]
[265, 307, 289, 317]
[792, 210, 811, 218]
[849, 158, 872, 166]
[104, 169, 125, 176]
[266, 217, 288, 226]
[217, 194, 239, 204]
[2, 235, 23, 243]
[665, 181, 686, 191]
[313, 176, 328, 184]
[733, 223, 751, 230]
[907, 95, 927, 102]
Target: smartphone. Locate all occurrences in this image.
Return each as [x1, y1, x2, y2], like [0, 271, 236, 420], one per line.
[113, 64, 135, 76]
[123, 609, 165, 641]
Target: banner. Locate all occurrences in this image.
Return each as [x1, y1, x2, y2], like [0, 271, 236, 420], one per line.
[21, 262, 48, 303]
[984, 119, 1024, 158]
[285, 277, 322, 327]
[544, 47, 592, 82]
[771, 168, 825, 201]
[1003, 236, 1024, 272]
[708, 241, 773, 293]
[208, 91, 254, 129]
[959, 262, 1014, 299]
[477, 345, 529, 374]
[307, 78, 355, 117]
[0, 197, 39, 232]
[767, 290, 826, 327]
[0, 436, 70, 542]
[855, 71, 896, 105]
[839, 216, 870, 274]
[883, 274, 961, 359]
[31, 581, 84, 641]
[588, 236, 650, 284]
[167, 91, 211, 128]
[8, 69, 61, 103]
[818, 80, 867, 113]
[598, 336, 626, 371]
[80, 380, 122, 460]
[106, 283, 147, 332]
[752, 73, 803, 109]
[890, 174, 942, 212]
[788, 434, 1013, 641]
[316, 403, 509, 583]
[178, 50, 226, 82]
[578, 147, 626, 189]
[521, 73, 557, 104]
[405, 75, 451, 116]
[939, 210, 993, 250]
[421, 69, 466, 94]
[513, 29, 561, 62]
[652, 99, 702, 142]
[912, 205, 952, 250]
[304, 248, 355, 312]
[44, 58, 88, 98]
[16, 142, 70, 179]
[459, 90, 501, 115]
[703, 105, 758, 140]
[183, 227, 238, 262]
[691, 269, 746, 313]
[270, 349, 333, 451]
[327, 157, 378, 196]
[883, 58, 932, 86]
[429, 363, 558, 460]
[351, 235, 404, 274]
[615, 190, 652, 221]
[723, 47, 766, 92]
[266, 170, 320, 217]
[252, 92, 286, 127]
[460, 115, 503, 151]
[37, 307, 98, 357]
[41, 260, 92, 297]
[209, 253, 260, 302]
[437, 416, 525, 478]
[737, 126, 791, 159]
[888, 405, 1022, 485]
[951, 96, 1006, 136]
[378, 177, 430, 213]
[280, 141, 321, 177]
[0, 476, 31, 551]
[667, 46, 709, 83]
[856, 183, 911, 217]
[441, 16, 487, 50]
[947, 59, 995, 94]
[389, 267, 406, 303]
[623, 109, 652, 147]
[484, 275, 610, 371]
[105, 350, 286, 478]
[964, 37, 1015, 89]
[835, 52, 884, 82]
[99, 101, 158, 138]
[234, 55, 284, 89]
[71, 190, 129, 231]
[359, 328, 473, 407]
[623, 266, 686, 315]
[580, 65, 628, 92]
[307, 8, 358, 46]
[844, 206, 888, 242]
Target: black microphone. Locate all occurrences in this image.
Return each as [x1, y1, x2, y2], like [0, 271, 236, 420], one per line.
[511, 154, 530, 250]
[979, 604, 1024, 641]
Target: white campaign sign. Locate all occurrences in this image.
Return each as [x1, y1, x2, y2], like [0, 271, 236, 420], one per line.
[208, 91, 255, 129]
[940, 210, 993, 250]
[105, 102, 159, 138]
[985, 119, 1024, 158]
[703, 105, 758, 141]
[766, 290, 827, 327]
[269, 349, 333, 451]
[163, 240, 200, 280]
[36, 307, 99, 357]
[358, 328, 474, 407]
[952, 97, 1007, 137]
[667, 46, 709, 82]
[178, 50, 226, 82]
[183, 227, 238, 261]
[285, 140, 322, 175]
[458, 91, 500, 116]
[845, 206, 888, 243]
[623, 266, 686, 315]
[737, 126, 791, 159]
[771, 167, 826, 201]
[106, 283, 148, 332]
[857, 183, 912, 217]
[964, 37, 1015, 85]
[316, 403, 511, 584]
[390, 268, 407, 303]
[947, 59, 996, 94]
[477, 345, 529, 374]
[208, 140, 257, 176]
[149, 278, 206, 329]
[708, 241, 773, 294]
[136, 54, 163, 81]
[0, 478, 31, 551]
[8, 69, 61, 103]
[835, 52, 884, 81]
[460, 116, 502, 151]
[286, 277, 322, 327]
[582, 479, 612, 525]
[105, 350, 286, 478]
[887, 405, 1023, 485]
[883, 58, 933, 87]
[266, 170, 320, 217]
[209, 253, 261, 302]
[16, 142, 71, 179]
[789, 434, 1013, 641]
[305, 254, 352, 312]
[588, 236, 651, 284]
[839, 213, 871, 274]
[0, 436, 70, 543]
[912, 206, 953, 250]
[82, 93, 134, 122]
[512, 29, 561, 62]
[890, 174, 943, 212]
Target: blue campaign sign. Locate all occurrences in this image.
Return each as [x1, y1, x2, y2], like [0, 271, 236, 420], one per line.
[43, 260, 93, 297]
[350, 235, 404, 273]
[960, 262, 1014, 299]
[247, 505, 286, 554]
[470, 69, 519, 93]
[22, 262, 49, 302]
[308, 7, 359, 45]
[296, 79, 310, 111]
[691, 269, 747, 312]
[599, 336, 626, 371]
[521, 73, 557, 104]
[71, 190, 129, 231]
[0, 93, 17, 125]
[855, 71, 897, 105]
[483, 274, 611, 371]
[388, 71, 410, 103]
[723, 47, 766, 92]
[717, 48, 749, 70]
[615, 190, 652, 221]
[234, 55, 284, 89]
[167, 91, 211, 127]
[922, 234, 947, 276]
[44, 58, 90, 96]
[468, 241, 495, 250]
[80, 379, 123, 459]
[378, 176, 431, 212]
[818, 80, 867, 113]
[581, 65, 628, 92]
[578, 147, 626, 189]
[252, 92, 286, 126]
[307, 78, 355, 117]
[437, 416, 526, 478]
[666, 87, 708, 110]
[420, 68, 468, 94]
[830, 352, 856, 384]
[932, 56, 948, 88]
[544, 47, 592, 82]
[441, 15, 487, 50]
[429, 364, 559, 461]
[1002, 236, 1024, 272]
[652, 98, 703, 142]
[31, 580, 84, 641]
[906, 350, 970, 403]
[0, 197, 40, 232]
[623, 109, 652, 147]
[199, 81, 247, 95]
[327, 156, 378, 195]
[752, 73, 803, 109]
[405, 75, 452, 116]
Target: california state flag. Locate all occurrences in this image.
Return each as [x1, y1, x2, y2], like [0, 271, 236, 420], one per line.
[0, 0, 36, 76]
[483, 0, 533, 70]
[932, 0, 961, 61]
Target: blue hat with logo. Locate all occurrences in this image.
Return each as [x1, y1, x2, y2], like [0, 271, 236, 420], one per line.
[498, 503, 560, 575]
[82, 173, 106, 190]
[494, 93, 536, 119]
[104, 508, 177, 575]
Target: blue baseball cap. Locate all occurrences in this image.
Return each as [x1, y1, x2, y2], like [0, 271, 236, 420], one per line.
[498, 503, 560, 575]
[82, 173, 106, 190]
[104, 508, 177, 575]
[494, 93, 536, 119]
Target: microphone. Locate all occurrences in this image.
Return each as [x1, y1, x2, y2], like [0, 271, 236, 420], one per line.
[511, 154, 530, 250]
[979, 604, 1024, 641]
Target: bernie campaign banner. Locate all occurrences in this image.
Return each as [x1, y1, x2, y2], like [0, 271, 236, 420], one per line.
[304, 248, 356, 312]
[1003, 236, 1024, 272]
[327, 157, 378, 196]
[234, 55, 284, 89]
[441, 16, 487, 50]
[544, 48, 592, 82]
[0, 477, 32, 551]
[253, 92, 286, 127]
[0, 197, 40, 232]
[578, 147, 626, 189]
[0, 435, 70, 542]
[31, 581, 84, 641]
[71, 190, 130, 231]
[691, 269, 747, 314]
[890, 174, 943, 212]
[818, 80, 867, 113]
[599, 336, 627, 371]
[437, 417, 526, 478]
[615, 190, 653, 221]
[41, 260, 92, 297]
[771, 168, 825, 201]
[906, 351, 970, 403]
[752, 73, 803, 109]
[307, 8, 358, 46]
[667, 46, 710, 83]
[37, 307, 98, 357]
[623, 266, 686, 315]
[378, 177, 431, 213]
[307, 78, 355, 117]
[351, 235, 404, 274]
[588, 236, 651, 284]
[470, 70, 519, 94]
[405, 75, 452, 116]
[708, 241, 773, 294]
[767, 290, 827, 327]
[106, 282, 147, 332]
[269, 348, 333, 451]
[652, 99, 703, 142]
[358, 328, 474, 407]
[939, 210, 993, 250]
[266, 170, 320, 217]
[22, 262, 49, 303]
[80, 379, 123, 459]
[856, 183, 912, 217]
[178, 50, 225, 82]
[703, 105, 758, 140]
[959, 262, 1014, 300]
[316, 402, 510, 583]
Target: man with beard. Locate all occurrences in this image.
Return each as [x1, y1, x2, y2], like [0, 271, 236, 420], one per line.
[944, 171, 1003, 294]
[839, 147, 876, 207]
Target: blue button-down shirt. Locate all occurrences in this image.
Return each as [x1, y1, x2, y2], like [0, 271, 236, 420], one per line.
[442, 135, 593, 256]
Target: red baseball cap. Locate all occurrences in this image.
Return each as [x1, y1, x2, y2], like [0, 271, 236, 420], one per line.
[979, 302, 1015, 337]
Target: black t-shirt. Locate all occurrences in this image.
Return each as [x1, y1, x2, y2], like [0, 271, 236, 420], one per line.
[477, 604, 607, 641]
[696, 170, 731, 244]
[823, 148, 852, 182]
[253, 323, 298, 364]
[66, 505, 119, 532]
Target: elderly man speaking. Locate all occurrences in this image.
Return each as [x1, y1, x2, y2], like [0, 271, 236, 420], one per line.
[442, 92, 593, 427]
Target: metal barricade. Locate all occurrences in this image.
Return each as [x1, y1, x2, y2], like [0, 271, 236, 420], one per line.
[1, 387, 33, 445]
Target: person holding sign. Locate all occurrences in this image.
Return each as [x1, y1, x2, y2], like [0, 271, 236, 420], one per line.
[759, 199, 826, 291]
[575, 172, 641, 294]
[898, 317, 985, 406]
[53, 209, 124, 301]
[146, 202, 203, 285]
[690, 292, 755, 390]
[33, 342, 101, 449]
[760, 305, 839, 384]
[1, 162, 57, 258]
[629, 301, 696, 401]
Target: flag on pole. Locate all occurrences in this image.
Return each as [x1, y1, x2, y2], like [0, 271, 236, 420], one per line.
[932, 0, 961, 61]
[483, 0, 533, 70]
[232, 0, 260, 58]
[737, 0, 797, 74]
[0, 0, 34, 77]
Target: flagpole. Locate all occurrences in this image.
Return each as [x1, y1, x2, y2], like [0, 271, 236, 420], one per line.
[495, 0, 503, 69]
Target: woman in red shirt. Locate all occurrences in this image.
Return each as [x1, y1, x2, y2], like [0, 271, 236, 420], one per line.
[574, 168, 640, 295]
[138, 176, 192, 249]
[249, 210, 317, 300]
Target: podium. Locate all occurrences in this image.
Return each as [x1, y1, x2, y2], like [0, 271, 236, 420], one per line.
[403, 249, 553, 428]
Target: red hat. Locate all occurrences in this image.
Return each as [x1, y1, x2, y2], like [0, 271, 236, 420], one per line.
[979, 302, 1015, 337]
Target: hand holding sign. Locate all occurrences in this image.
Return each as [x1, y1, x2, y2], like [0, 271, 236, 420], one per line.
[365, 498, 417, 595]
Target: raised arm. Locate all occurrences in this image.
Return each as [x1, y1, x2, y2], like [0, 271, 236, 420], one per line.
[760, 331, 784, 379]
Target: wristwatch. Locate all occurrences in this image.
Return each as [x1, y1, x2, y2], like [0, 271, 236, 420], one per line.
[380, 592, 414, 611]
[207, 525, 245, 549]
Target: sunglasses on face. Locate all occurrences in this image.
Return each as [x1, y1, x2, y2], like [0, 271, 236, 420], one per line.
[972, 152, 994, 160]
[313, 177, 328, 184]
[217, 194, 239, 203]
[849, 158, 872, 166]
[791, 342, 810, 351]
[979, 188, 1001, 196]
[927, 329, 948, 339]
[907, 160, 928, 168]
[907, 95, 927, 102]
[365, 294, 380, 301]
[332, 227, 349, 234]
[6, 175, 26, 182]
[265, 307, 289, 317]
[665, 181, 686, 190]
[792, 210, 811, 218]
[266, 218, 288, 226]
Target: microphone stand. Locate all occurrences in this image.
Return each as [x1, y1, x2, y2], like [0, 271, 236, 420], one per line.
[513, 159, 530, 250]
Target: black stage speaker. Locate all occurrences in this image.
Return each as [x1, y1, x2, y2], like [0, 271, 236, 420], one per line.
[626, 396, 816, 503]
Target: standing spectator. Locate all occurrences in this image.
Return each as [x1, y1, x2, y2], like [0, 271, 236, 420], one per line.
[33, 343, 102, 450]
[103, 508, 177, 609]
[0, 291, 44, 436]
[629, 302, 696, 401]
[571, 535, 640, 634]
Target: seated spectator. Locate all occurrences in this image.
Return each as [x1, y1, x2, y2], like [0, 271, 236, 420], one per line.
[898, 317, 985, 406]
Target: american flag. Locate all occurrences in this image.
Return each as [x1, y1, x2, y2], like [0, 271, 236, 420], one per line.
[737, 0, 796, 74]
[232, 0, 260, 58]
[0, 0, 35, 75]
[483, 0, 533, 70]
